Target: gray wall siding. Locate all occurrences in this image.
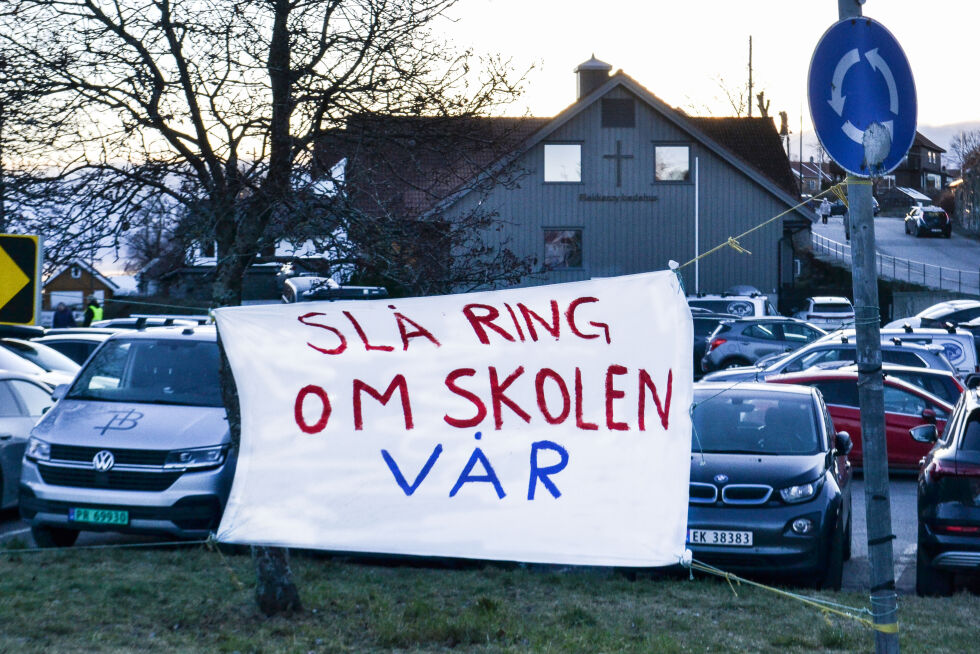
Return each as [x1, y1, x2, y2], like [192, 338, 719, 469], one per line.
[449, 88, 790, 294]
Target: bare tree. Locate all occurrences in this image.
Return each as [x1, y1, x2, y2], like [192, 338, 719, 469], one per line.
[949, 130, 980, 170]
[1, 0, 528, 615]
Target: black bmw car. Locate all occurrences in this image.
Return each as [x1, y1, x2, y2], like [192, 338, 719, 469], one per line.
[688, 382, 853, 589]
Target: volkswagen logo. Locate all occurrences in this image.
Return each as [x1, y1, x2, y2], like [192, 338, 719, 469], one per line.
[92, 450, 115, 472]
[713, 473, 729, 484]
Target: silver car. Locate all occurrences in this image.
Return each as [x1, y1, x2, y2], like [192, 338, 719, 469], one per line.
[1, 373, 54, 509]
[701, 317, 826, 373]
[19, 327, 235, 547]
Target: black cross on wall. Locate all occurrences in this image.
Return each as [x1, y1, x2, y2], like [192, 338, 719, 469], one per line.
[603, 140, 634, 187]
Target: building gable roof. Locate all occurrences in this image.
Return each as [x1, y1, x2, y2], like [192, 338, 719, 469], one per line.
[44, 259, 119, 291]
[914, 131, 945, 153]
[431, 70, 812, 222]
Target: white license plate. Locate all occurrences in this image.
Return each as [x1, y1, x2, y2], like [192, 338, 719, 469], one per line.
[687, 529, 753, 547]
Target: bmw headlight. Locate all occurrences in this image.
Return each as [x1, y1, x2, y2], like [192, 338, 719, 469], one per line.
[26, 437, 51, 462]
[779, 478, 824, 504]
[164, 446, 226, 470]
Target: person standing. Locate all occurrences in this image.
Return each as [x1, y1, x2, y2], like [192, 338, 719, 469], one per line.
[52, 302, 77, 328]
[818, 197, 831, 225]
[83, 298, 103, 327]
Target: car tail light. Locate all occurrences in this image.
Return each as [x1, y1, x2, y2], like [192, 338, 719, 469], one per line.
[935, 524, 980, 535]
[708, 338, 727, 352]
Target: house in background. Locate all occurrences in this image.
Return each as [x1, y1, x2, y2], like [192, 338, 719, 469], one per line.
[876, 132, 948, 211]
[791, 158, 834, 196]
[42, 259, 119, 325]
[325, 56, 813, 300]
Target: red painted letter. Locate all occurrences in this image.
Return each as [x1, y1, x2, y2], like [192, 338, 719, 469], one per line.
[566, 297, 611, 344]
[298, 312, 347, 355]
[605, 365, 629, 431]
[535, 368, 570, 424]
[489, 366, 531, 429]
[444, 368, 487, 428]
[353, 375, 413, 430]
[394, 311, 441, 351]
[518, 301, 561, 341]
[574, 367, 599, 430]
[462, 304, 515, 344]
[638, 369, 673, 431]
[295, 385, 331, 434]
[344, 311, 394, 352]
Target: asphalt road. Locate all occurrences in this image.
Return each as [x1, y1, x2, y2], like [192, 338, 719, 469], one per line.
[812, 212, 980, 274]
[2, 476, 920, 593]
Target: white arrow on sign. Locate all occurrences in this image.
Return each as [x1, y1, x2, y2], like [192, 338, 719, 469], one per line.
[842, 119, 894, 145]
[828, 48, 861, 116]
[865, 48, 899, 115]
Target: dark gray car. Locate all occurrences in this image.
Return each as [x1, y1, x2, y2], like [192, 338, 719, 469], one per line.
[0, 373, 54, 509]
[701, 317, 825, 373]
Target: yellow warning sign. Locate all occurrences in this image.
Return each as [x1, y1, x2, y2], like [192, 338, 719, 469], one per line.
[0, 234, 41, 325]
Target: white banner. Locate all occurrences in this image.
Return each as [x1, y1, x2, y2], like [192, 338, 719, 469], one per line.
[214, 271, 692, 566]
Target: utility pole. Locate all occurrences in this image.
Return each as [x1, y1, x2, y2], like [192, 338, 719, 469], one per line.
[837, 1, 899, 652]
[747, 36, 753, 117]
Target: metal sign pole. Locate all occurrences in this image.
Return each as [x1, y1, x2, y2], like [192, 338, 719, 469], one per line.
[837, 2, 900, 653]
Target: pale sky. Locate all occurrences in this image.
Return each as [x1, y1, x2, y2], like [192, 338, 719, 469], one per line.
[442, 0, 979, 155]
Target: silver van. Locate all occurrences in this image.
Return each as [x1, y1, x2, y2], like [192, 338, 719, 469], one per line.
[19, 327, 235, 547]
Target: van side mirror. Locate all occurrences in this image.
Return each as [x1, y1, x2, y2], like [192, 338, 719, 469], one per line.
[834, 431, 853, 455]
[51, 384, 68, 401]
[909, 424, 937, 444]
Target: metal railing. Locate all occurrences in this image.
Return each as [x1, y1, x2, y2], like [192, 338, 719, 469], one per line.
[810, 233, 980, 296]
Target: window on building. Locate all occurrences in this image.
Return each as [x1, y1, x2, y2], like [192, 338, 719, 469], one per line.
[543, 229, 583, 269]
[544, 144, 582, 182]
[925, 173, 941, 190]
[70, 264, 82, 279]
[601, 99, 635, 128]
[654, 145, 690, 182]
[808, 179, 817, 191]
[880, 175, 895, 189]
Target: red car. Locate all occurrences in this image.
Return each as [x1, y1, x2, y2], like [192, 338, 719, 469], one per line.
[767, 370, 954, 470]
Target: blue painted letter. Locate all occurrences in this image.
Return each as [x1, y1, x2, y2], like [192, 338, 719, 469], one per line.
[528, 440, 568, 499]
[381, 444, 442, 496]
[449, 447, 506, 498]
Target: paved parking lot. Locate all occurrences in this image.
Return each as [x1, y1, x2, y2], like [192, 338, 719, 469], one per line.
[3, 476, 920, 592]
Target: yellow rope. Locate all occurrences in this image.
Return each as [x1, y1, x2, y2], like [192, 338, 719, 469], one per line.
[687, 559, 898, 634]
[679, 180, 859, 270]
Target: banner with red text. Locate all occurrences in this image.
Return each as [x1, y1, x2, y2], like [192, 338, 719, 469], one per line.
[214, 271, 693, 566]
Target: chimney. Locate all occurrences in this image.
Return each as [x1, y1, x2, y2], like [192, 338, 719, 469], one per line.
[574, 55, 612, 100]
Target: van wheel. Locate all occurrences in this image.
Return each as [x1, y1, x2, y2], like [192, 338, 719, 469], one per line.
[31, 525, 80, 548]
[916, 540, 953, 596]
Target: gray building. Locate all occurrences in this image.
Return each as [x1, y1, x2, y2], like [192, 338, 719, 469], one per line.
[327, 57, 814, 297]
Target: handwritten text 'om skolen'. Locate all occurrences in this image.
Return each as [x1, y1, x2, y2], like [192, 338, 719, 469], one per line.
[289, 296, 674, 500]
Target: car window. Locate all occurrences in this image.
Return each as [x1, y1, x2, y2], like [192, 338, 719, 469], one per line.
[781, 323, 821, 344]
[812, 303, 852, 313]
[68, 338, 222, 407]
[882, 385, 927, 416]
[0, 381, 25, 417]
[882, 350, 927, 368]
[812, 380, 859, 408]
[692, 391, 819, 455]
[1, 339, 80, 374]
[8, 379, 53, 417]
[744, 324, 778, 340]
[961, 411, 980, 452]
[892, 373, 960, 406]
[791, 346, 854, 371]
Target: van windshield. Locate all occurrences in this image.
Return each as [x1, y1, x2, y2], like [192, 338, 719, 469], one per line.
[67, 338, 222, 407]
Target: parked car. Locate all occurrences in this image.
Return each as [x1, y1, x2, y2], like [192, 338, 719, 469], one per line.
[1, 338, 81, 378]
[31, 331, 116, 365]
[911, 375, 980, 595]
[904, 205, 951, 238]
[19, 326, 236, 547]
[701, 317, 825, 373]
[793, 296, 854, 331]
[687, 293, 778, 318]
[0, 373, 54, 509]
[693, 312, 739, 379]
[688, 382, 852, 589]
[838, 326, 978, 380]
[282, 276, 388, 303]
[91, 316, 201, 330]
[0, 345, 67, 388]
[701, 335, 955, 383]
[884, 300, 980, 330]
[817, 362, 963, 407]
[767, 369, 953, 470]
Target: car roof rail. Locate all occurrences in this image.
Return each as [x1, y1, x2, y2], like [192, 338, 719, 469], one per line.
[136, 317, 147, 331]
[944, 322, 956, 333]
[891, 337, 902, 345]
[903, 323, 913, 333]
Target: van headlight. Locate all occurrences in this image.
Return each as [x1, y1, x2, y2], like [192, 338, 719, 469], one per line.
[164, 446, 226, 470]
[26, 437, 51, 462]
[779, 478, 824, 503]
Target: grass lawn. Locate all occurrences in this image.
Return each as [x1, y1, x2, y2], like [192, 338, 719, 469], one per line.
[1, 543, 978, 653]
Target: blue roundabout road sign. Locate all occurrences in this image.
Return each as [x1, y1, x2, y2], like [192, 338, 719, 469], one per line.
[808, 17, 916, 177]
